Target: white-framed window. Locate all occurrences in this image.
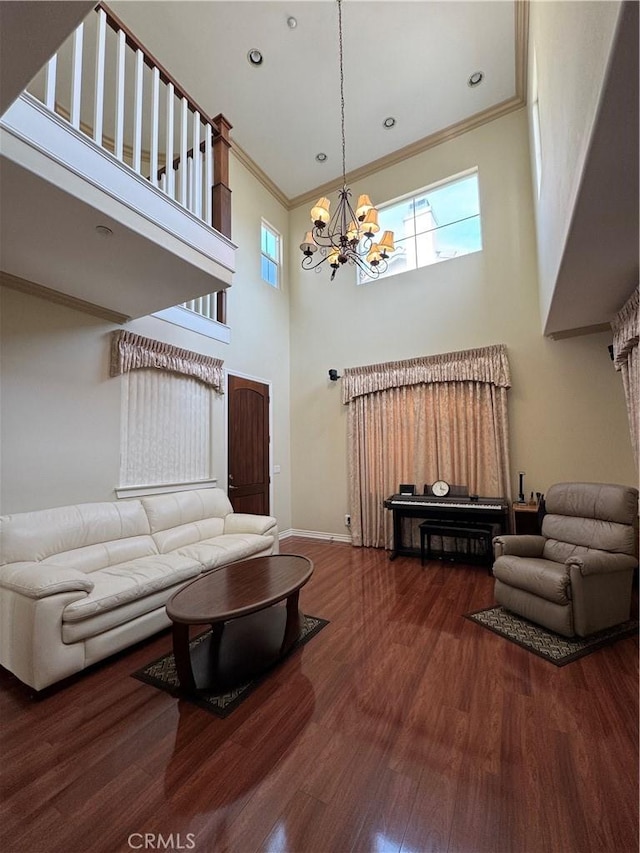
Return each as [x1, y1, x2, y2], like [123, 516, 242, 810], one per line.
[261, 220, 281, 287]
[358, 169, 483, 283]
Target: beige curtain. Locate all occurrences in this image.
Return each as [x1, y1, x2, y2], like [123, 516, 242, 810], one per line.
[346, 345, 511, 548]
[611, 287, 639, 467]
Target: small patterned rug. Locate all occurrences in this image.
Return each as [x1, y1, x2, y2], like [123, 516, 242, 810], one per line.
[132, 614, 328, 717]
[465, 606, 638, 666]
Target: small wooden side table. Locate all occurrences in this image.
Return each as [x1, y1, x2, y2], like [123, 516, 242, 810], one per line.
[512, 503, 541, 535]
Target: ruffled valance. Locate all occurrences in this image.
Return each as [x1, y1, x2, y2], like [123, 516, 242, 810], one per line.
[110, 330, 224, 392]
[611, 287, 639, 370]
[341, 343, 511, 403]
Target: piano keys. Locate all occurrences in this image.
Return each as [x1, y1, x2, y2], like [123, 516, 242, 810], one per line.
[383, 493, 510, 560]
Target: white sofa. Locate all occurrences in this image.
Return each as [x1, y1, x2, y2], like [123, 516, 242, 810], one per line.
[0, 488, 279, 690]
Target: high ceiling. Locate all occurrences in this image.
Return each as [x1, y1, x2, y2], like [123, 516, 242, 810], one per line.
[108, 0, 522, 204]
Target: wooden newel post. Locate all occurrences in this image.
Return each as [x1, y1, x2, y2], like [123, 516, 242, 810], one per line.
[212, 113, 232, 326]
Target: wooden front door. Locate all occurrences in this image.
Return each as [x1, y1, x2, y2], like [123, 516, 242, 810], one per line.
[227, 374, 270, 514]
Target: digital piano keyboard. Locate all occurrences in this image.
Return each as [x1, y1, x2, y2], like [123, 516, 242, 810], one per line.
[383, 493, 510, 559]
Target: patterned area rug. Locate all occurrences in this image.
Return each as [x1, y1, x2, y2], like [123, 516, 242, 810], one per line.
[132, 614, 328, 717]
[465, 606, 638, 666]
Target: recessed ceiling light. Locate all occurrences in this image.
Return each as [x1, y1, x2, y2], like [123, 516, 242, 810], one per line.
[468, 71, 484, 87]
[383, 116, 396, 129]
[247, 49, 263, 66]
[95, 225, 113, 237]
[287, 16, 297, 29]
[315, 152, 328, 163]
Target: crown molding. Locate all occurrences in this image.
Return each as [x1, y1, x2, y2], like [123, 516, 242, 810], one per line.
[289, 96, 526, 210]
[0, 271, 130, 324]
[230, 140, 289, 209]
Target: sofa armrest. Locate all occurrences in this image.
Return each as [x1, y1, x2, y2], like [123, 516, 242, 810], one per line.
[493, 534, 546, 559]
[0, 562, 94, 599]
[223, 513, 278, 537]
[565, 552, 639, 577]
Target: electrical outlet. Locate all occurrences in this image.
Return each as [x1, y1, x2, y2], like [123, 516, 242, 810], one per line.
[345, 514, 351, 526]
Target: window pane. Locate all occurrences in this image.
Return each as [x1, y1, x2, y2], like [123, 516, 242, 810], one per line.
[262, 256, 278, 287]
[261, 226, 268, 254]
[379, 197, 416, 239]
[266, 230, 277, 260]
[417, 215, 482, 266]
[421, 175, 480, 230]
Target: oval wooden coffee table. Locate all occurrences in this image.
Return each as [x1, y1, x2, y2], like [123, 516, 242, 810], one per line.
[166, 554, 313, 693]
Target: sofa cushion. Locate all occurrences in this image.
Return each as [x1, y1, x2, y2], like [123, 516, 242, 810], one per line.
[62, 554, 201, 622]
[176, 533, 276, 571]
[39, 535, 159, 574]
[142, 489, 233, 553]
[0, 500, 150, 565]
[152, 518, 226, 554]
[493, 555, 572, 605]
[142, 489, 233, 533]
[63, 584, 181, 643]
[545, 482, 638, 525]
[542, 515, 637, 557]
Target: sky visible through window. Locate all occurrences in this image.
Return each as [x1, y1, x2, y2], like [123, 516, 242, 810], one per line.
[360, 172, 482, 282]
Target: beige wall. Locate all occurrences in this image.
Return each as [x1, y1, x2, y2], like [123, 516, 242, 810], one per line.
[0, 153, 293, 526]
[527, 0, 622, 328]
[288, 109, 635, 537]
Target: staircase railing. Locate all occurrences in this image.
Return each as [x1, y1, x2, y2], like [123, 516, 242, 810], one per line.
[26, 1, 230, 324]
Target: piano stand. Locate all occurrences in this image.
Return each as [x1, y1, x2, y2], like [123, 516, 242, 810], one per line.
[384, 493, 509, 561]
[420, 522, 493, 574]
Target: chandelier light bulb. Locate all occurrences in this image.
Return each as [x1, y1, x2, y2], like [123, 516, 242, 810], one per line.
[379, 231, 395, 257]
[310, 197, 331, 227]
[300, 231, 318, 255]
[355, 195, 373, 221]
[362, 208, 380, 236]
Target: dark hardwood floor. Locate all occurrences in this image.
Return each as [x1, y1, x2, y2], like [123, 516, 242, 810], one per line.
[1, 537, 638, 853]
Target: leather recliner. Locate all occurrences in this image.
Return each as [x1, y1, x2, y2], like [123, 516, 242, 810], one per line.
[492, 482, 639, 637]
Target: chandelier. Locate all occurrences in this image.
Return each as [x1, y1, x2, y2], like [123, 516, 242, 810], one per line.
[299, 0, 395, 281]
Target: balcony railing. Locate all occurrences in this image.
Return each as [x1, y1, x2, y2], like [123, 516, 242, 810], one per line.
[25, 2, 230, 324]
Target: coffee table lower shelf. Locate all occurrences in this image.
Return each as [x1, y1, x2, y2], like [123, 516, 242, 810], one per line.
[171, 600, 302, 694]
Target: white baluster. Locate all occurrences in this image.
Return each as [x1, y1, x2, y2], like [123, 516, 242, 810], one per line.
[195, 297, 203, 316]
[187, 157, 193, 212]
[133, 48, 144, 173]
[179, 97, 188, 207]
[70, 22, 84, 129]
[203, 294, 211, 319]
[45, 54, 57, 111]
[205, 123, 212, 225]
[150, 66, 159, 186]
[165, 82, 174, 197]
[192, 111, 201, 218]
[115, 29, 126, 161]
[93, 8, 106, 144]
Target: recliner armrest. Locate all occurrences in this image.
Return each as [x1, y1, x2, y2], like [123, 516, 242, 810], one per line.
[223, 513, 278, 537]
[0, 562, 94, 599]
[493, 534, 546, 559]
[565, 552, 639, 577]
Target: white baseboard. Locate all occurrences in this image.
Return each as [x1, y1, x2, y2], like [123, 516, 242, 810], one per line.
[279, 528, 352, 544]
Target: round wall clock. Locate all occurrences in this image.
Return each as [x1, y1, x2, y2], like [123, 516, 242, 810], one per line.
[432, 480, 450, 497]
